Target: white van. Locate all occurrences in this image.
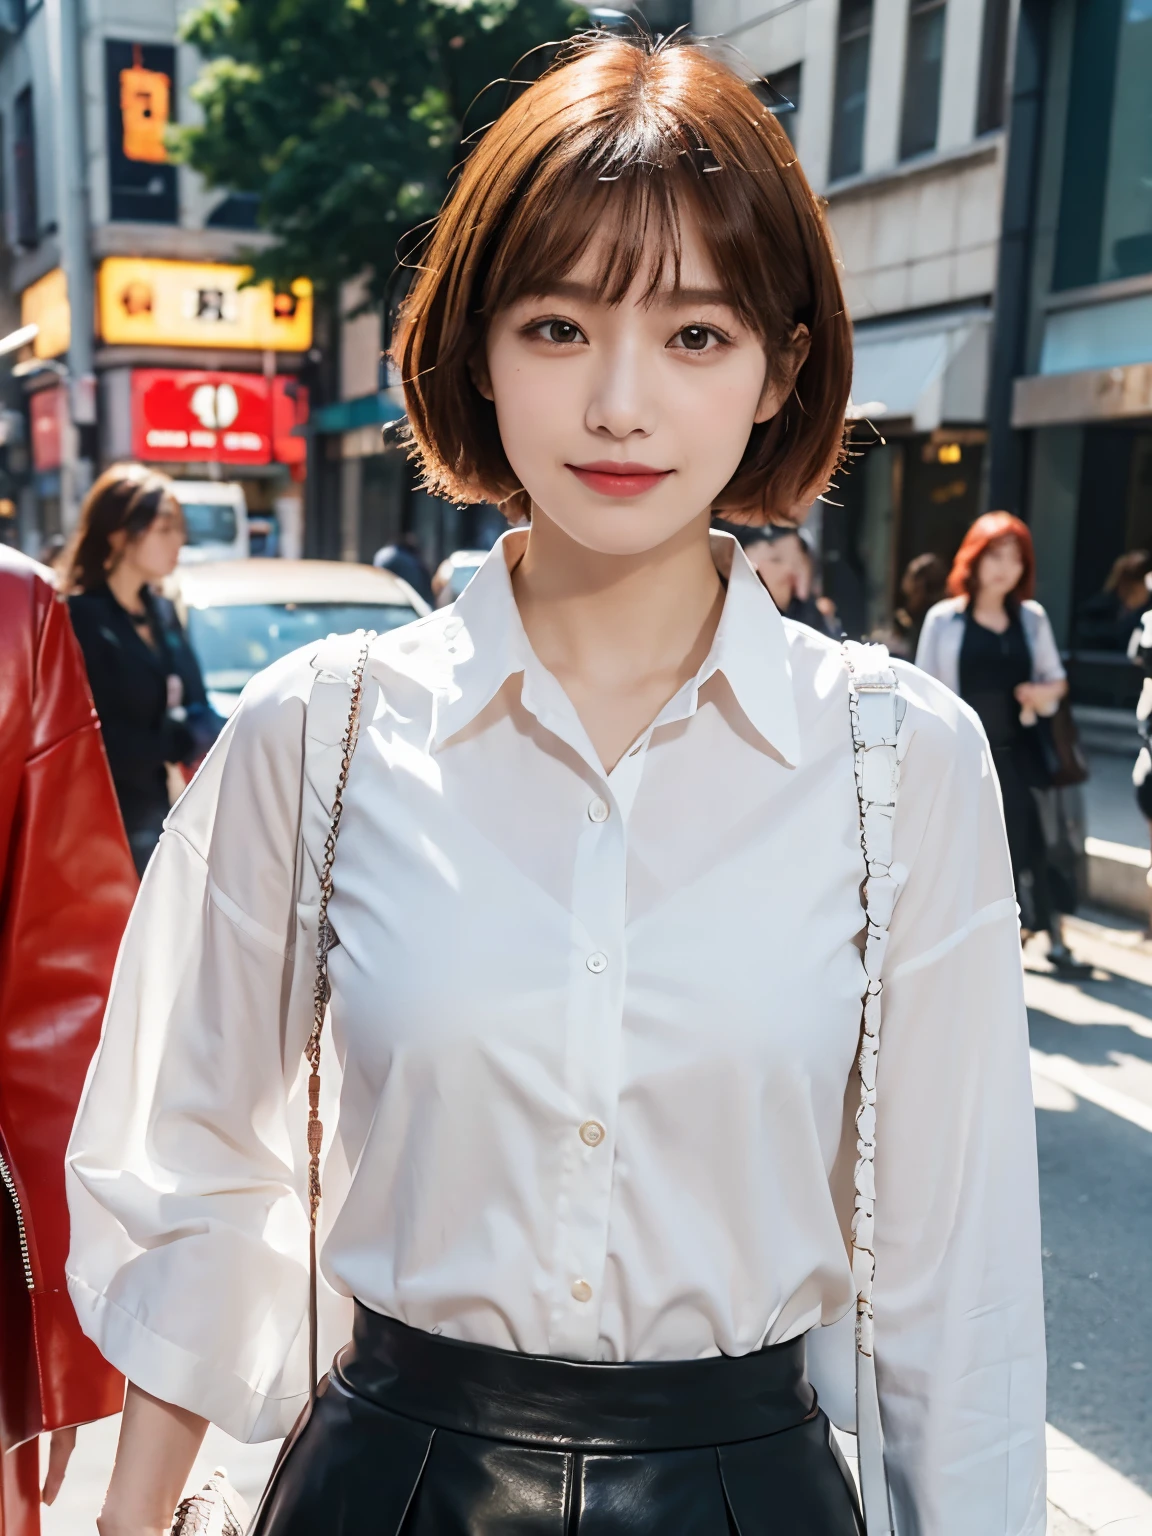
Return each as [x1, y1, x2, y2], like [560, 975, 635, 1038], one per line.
[173, 481, 250, 564]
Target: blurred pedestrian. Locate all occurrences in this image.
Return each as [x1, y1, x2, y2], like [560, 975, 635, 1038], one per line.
[720, 522, 838, 635]
[0, 547, 135, 1536]
[1076, 548, 1152, 652]
[917, 512, 1088, 974]
[890, 552, 947, 658]
[1126, 608, 1152, 934]
[64, 464, 217, 877]
[372, 533, 434, 606]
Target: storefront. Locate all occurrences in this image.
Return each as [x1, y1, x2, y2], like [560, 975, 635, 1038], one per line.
[95, 258, 314, 555]
[822, 307, 991, 639]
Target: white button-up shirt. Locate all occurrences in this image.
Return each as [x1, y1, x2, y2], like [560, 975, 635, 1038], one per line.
[66, 531, 1046, 1534]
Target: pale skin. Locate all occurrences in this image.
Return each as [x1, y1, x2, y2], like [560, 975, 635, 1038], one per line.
[96, 211, 808, 1532]
[969, 534, 1066, 716]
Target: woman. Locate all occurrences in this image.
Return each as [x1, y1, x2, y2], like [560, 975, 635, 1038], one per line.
[0, 548, 135, 1536]
[917, 511, 1084, 973]
[65, 466, 216, 876]
[890, 552, 947, 658]
[69, 38, 1046, 1536]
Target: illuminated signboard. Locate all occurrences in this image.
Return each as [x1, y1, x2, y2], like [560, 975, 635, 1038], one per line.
[131, 368, 308, 466]
[100, 259, 313, 351]
[21, 267, 71, 359]
[105, 41, 177, 223]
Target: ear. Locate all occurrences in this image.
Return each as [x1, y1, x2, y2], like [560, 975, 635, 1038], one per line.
[754, 324, 811, 426]
[469, 348, 494, 403]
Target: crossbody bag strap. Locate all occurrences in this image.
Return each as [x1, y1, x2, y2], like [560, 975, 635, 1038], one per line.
[842, 640, 904, 1536]
[304, 629, 375, 1406]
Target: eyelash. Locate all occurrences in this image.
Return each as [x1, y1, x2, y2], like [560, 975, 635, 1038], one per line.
[524, 317, 733, 354]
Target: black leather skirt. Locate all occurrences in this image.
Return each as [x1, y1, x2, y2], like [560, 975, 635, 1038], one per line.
[251, 1304, 863, 1535]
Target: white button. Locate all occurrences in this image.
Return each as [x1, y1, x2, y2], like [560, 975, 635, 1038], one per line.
[571, 1279, 593, 1303]
[586, 952, 607, 974]
[587, 797, 609, 823]
[579, 1119, 606, 1148]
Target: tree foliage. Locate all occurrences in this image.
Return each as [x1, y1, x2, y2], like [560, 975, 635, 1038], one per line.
[176, 0, 586, 301]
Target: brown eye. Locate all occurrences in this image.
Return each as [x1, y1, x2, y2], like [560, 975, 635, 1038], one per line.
[546, 320, 581, 344]
[677, 326, 712, 351]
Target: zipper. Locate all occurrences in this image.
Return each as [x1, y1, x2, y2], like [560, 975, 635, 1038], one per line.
[0, 1144, 34, 1290]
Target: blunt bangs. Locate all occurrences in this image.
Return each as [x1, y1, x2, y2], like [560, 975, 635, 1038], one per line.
[394, 35, 852, 522]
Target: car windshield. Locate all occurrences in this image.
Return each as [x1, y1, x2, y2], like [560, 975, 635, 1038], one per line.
[187, 601, 417, 691]
[181, 502, 239, 546]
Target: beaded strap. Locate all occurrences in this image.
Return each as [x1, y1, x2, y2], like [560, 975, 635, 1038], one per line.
[304, 629, 375, 1404]
[843, 640, 903, 1536]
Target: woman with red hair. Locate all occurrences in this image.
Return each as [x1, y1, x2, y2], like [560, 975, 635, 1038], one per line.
[917, 512, 1083, 972]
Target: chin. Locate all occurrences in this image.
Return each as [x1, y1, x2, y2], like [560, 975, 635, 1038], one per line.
[531, 490, 714, 559]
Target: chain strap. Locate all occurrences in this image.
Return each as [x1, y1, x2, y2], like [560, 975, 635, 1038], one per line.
[305, 630, 374, 1401]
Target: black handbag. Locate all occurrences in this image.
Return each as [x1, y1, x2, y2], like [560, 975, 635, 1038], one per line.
[1036, 697, 1089, 788]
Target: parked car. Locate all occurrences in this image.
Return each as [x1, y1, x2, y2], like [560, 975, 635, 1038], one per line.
[169, 558, 429, 717]
[432, 549, 487, 606]
[173, 481, 250, 563]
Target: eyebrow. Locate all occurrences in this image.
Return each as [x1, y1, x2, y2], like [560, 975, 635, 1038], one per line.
[528, 279, 737, 308]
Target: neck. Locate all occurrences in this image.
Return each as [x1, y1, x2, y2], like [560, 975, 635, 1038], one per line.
[107, 560, 146, 613]
[511, 509, 723, 690]
[972, 590, 1009, 619]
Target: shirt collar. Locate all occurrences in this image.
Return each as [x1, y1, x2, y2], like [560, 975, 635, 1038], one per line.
[432, 526, 801, 769]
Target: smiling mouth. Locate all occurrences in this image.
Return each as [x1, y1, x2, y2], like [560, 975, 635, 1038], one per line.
[567, 461, 674, 499]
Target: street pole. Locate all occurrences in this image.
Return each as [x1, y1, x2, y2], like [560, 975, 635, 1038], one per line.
[45, 0, 95, 530]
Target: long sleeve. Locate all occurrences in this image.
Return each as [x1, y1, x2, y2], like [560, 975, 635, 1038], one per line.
[65, 645, 340, 1442]
[875, 666, 1047, 1535]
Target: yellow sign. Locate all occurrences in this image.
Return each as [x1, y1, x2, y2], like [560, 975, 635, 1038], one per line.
[97, 259, 313, 352]
[21, 267, 71, 359]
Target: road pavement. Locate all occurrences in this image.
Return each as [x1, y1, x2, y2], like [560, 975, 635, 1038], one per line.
[33, 913, 1152, 1534]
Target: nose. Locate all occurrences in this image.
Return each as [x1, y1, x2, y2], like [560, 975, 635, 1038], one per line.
[584, 329, 655, 442]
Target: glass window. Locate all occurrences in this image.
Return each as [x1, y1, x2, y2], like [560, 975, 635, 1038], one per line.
[899, 0, 947, 160]
[181, 502, 239, 547]
[975, 0, 1011, 133]
[14, 86, 36, 249]
[1055, 0, 1152, 288]
[768, 62, 803, 149]
[187, 601, 418, 692]
[1099, 0, 1152, 280]
[830, 0, 873, 180]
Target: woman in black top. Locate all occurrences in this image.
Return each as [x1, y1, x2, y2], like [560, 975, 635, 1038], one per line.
[66, 465, 215, 876]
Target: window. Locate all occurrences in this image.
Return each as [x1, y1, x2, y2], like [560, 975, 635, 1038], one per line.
[830, 0, 873, 180]
[105, 40, 178, 223]
[13, 85, 35, 248]
[975, 0, 1011, 132]
[768, 62, 803, 149]
[1055, 0, 1152, 288]
[899, 0, 947, 159]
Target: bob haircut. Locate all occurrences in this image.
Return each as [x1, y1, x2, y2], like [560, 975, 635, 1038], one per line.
[946, 511, 1036, 605]
[393, 35, 853, 524]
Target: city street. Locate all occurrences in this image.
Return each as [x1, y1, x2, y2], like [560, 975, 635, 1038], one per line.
[27, 913, 1152, 1534]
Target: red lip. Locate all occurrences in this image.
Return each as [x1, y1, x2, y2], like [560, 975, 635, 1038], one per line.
[567, 461, 674, 499]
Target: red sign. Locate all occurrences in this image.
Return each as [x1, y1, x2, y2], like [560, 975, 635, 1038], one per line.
[30, 386, 66, 472]
[132, 368, 309, 466]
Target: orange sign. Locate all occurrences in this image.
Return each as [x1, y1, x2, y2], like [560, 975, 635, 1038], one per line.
[97, 259, 313, 352]
[120, 46, 170, 163]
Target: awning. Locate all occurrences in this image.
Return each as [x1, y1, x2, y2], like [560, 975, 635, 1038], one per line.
[848, 309, 991, 431]
[304, 388, 405, 436]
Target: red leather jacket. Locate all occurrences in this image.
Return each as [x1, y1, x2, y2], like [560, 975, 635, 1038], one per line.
[0, 549, 135, 1451]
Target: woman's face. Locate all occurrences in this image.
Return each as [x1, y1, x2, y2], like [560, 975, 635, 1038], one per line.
[976, 535, 1025, 601]
[478, 211, 807, 557]
[128, 502, 185, 583]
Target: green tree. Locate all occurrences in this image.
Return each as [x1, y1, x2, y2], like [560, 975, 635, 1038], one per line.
[176, 0, 586, 302]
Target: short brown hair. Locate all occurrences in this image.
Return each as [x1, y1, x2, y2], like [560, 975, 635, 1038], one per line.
[393, 35, 852, 524]
[64, 463, 180, 593]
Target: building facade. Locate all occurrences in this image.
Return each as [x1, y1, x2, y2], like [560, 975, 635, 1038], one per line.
[990, 0, 1152, 712]
[695, 0, 1014, 635]
[0, 0, 309, 557]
